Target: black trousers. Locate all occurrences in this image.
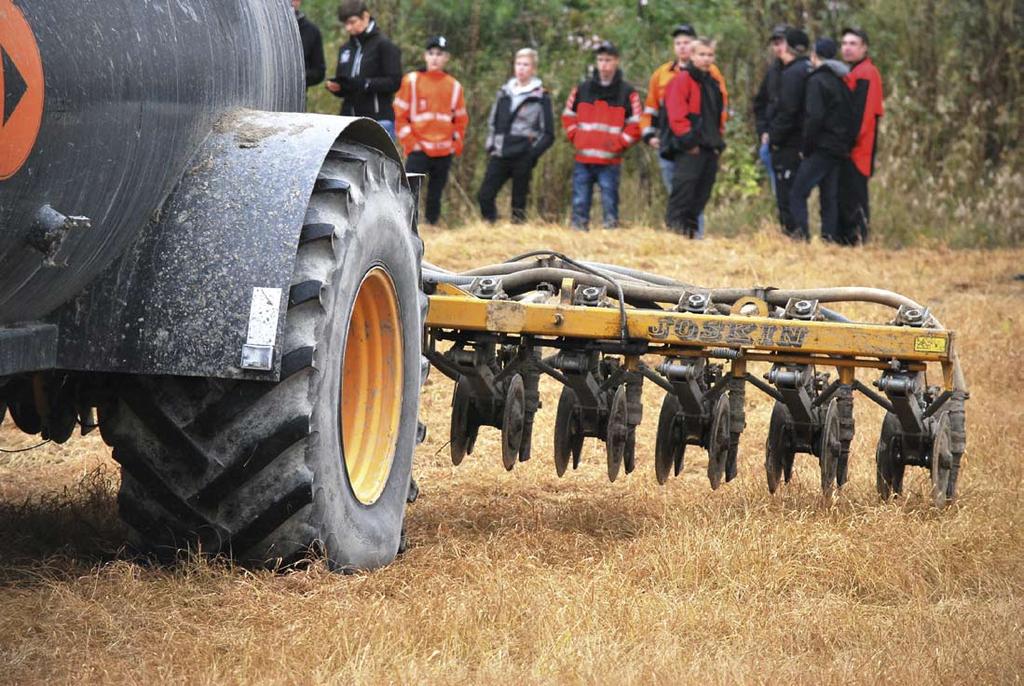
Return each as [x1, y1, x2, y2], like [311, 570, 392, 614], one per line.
[665, 149, 719, 237]
[789, 151, 841, 242]
[772, 147, 802, 238]
[837, 160, 870, 245]
[405, 151, 453, 225]
[477, 154, 535, 223]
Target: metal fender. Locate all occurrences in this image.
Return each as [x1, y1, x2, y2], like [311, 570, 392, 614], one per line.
[52, 110, 404, 381]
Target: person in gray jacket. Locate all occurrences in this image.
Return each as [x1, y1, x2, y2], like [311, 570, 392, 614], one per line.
[477, 48, 555, 223]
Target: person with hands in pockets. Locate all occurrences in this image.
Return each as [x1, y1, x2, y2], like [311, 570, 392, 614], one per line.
[477, 48, 555, 224]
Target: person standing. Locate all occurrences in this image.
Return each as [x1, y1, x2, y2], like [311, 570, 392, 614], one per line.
[767, 28, 812, 239]
[662, 38, 726, 238]
[292, 0, 326, 89]
[788, 38, 854, 242]
[326, 1, 402, 140]
[752, 24, 789, 196]
[477, 48, 555, 224]
[562, 42, 643, 231]
[640, 24, 729, 193]
[838, 27, 884, 245]
[394, 36, 469, 226]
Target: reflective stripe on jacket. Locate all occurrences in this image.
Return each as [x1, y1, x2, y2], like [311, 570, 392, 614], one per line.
[394, 70, 469, 157]
[561, 70, 642, 166]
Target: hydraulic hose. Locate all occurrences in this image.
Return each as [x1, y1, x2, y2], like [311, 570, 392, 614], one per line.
[431, 266, 926, 322]
[579, 261, 696, 288]
[421, 260, 452, 274]
[759, 287, 926, 312]
[422, 269, 476, 286]
[424, 259, 965, 389]
[459, 258, 694, 289]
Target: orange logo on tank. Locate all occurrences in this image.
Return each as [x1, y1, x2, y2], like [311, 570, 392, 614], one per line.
[0, 0, 45, 180]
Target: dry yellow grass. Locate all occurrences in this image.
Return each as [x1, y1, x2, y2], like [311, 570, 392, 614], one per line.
[1, 223, 1023, 684]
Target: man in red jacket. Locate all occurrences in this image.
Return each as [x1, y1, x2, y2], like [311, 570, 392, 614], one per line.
[562, 41, 643, 230]
[838, 27, 884, 244]
[662, 38, 725, 238]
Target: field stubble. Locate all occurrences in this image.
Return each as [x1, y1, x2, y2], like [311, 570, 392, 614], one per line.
[1, 224, 1022, 684]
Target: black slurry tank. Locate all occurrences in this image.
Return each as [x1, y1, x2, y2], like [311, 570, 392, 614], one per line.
[0, 0, 425, 572]
[0, 0, 303, 322]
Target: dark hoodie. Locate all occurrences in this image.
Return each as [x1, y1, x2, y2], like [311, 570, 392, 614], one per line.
[769, 55, 812, 151]
[296, 11, 325, 88]
[330, 19, 402, 120]
[802, 59, 855, 157]
[753, 58, 784, 137]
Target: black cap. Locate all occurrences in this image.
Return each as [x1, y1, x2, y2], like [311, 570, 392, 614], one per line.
[841, 26, 869, 45]
[769, 24, 789, 42]
[672, 23, 697, 38]
[426, 35, 450, 51]
[784, 28, 810, 52]
[594, 40, 619, 56]
[814, 37, 837, 60]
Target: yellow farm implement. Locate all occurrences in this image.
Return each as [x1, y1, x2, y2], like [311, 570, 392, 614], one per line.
[423, 252, 967, 503]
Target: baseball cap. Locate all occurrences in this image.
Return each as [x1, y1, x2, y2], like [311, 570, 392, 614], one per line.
[594, 40, 619, 56]
[426, 35, 450, 51]
[784, 28, 810, 51]
[769, 24, 789, 42]
[672, 24, 697, 38]
[841, 26, 870, 45]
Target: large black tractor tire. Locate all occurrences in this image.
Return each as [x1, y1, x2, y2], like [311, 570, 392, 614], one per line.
[99, 141, 425, 571]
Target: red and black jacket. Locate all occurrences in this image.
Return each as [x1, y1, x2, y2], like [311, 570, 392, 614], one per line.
[663, 65, 725, 155]
[846, 57, 884, 177]
[562, 69, 642, 165]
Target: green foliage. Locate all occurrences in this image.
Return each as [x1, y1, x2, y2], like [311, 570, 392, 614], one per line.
[298, 0, 1022, 245]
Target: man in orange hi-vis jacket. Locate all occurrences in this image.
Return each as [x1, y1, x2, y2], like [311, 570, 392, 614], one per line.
[394, 36, 469, 225]
[640, 23, 728, 237]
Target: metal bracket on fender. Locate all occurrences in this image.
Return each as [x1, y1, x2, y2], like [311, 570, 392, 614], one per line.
[51, 110, 404, 381]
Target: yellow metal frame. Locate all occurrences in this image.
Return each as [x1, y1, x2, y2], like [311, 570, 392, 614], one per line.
[426, 284, 957, 387]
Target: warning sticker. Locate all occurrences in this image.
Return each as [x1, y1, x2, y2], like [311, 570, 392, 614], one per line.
[914, 336, 948, 354]
[0, 0, 45, 180]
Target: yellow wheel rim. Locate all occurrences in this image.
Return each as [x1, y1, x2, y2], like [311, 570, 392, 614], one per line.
[341, 267, 404, 505]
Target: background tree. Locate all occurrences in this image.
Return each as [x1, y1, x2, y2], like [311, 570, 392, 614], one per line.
[302, 0, 1023, 246]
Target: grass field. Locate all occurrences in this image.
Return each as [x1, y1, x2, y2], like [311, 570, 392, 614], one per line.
[2, 223, 1023, 684]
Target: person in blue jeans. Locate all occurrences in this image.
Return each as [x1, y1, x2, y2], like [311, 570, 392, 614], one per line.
[572, 163, 622, 230]
[754, 25, 789, 198]
[561, 42, 643, 230]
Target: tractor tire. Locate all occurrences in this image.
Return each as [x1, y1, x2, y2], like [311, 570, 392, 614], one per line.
[99, 140, 425, 571]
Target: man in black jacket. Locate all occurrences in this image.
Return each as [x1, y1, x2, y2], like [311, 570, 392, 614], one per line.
[752, 24, 788, 196]
[326, 1, 402, 140]
[292, 0, 325, 89]
[768, 28, 812, 239]
[789, 37, 854, 241]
